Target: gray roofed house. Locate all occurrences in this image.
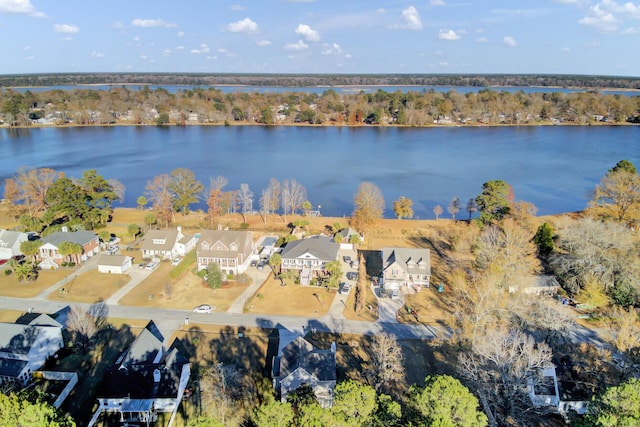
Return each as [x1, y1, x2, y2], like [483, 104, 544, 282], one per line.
[380, 247, 431, 293]
[280, 235, 339, 285]
[196, 230, 256, 275]
[0, 229, 29, 260]
[94, 320, 191, 427]
[97, 254, 133, 274]
[38, 229, 99, 269]
[335, 227, 364, 249]
[272, 329, 336, 408]
[0, 321, 64, 386]
[141, 227, 196, 261]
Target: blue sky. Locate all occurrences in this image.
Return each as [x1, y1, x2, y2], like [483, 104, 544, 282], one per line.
[2, 0, 640, 76]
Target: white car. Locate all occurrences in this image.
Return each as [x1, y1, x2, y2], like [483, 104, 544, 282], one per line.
[193, 304, 214, 313]
[340, 282, 352, 295]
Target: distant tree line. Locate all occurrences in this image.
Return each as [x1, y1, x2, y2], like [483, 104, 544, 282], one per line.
[2, 72, 640, 89]
[2, 83, 639, 127]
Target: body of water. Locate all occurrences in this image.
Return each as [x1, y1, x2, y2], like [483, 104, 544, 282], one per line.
[6, 84, 640, 97]
[1, 125, 638, 218]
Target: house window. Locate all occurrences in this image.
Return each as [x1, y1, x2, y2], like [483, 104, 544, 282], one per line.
[230, 243, 237, 251]
[217, 244, 223, 250]
[202, 243, 209, 250]
[392, 269, 398, 276]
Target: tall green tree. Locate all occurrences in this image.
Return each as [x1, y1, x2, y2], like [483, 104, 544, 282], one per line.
[0, 392, 76, 427]
[332, 380, 378, 426]
[79, 169, 119, 211]
[136, 195, 148, 210]
[475, 180, 512, 224]
[324, 260, 343, 288]
[533, 222, 554, 256]
[252, 399, 294, 427]
[169, 168, 204, 216]
[20, 240, 40, 263]
[269, 253, 282, 275]
[206, 263, 224, 289]
[585, 377, 640, 426]
[409, 375, 488, 427]
[609, 159, 637, 175]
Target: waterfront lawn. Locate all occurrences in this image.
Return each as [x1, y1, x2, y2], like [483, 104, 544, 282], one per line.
[47, 270, 130, 303]
[118, 260, 247, 311]
[244, 275, 333, 317]
[0, 268, 72, 298]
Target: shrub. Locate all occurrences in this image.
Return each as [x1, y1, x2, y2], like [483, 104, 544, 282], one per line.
[239, 222, 250, 230]
[4, 269, 12, 276]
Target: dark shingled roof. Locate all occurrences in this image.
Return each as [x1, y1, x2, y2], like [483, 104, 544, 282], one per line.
[274, 336, 336, 383]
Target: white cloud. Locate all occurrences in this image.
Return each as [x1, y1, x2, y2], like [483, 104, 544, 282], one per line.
[112, 21, 124, 29]
[563, 46, 570, 52]
[133, 36, 140, 42]
[257, 39, 272, 46]
[284, 39, 309, 51]
[132, 18, 177, 28]
[430, 0, 445, 5]
[622, 26, 639, 34]
[176, 45, 185, 50]
[139, 54, 148, 60]
[190, 43, 210, 54]
[54, 23, 79, 34]
[503, 35, 517, 47]
[0, 0, 44, 17]
[392, 6, 423, 30]
[91, 51, 105, 58]
[226, 17, 258, 33]
[476, 36, 488, 43]
[177, 31, 184, 37]
[321, 42, 343, 55]
[438, 29, 460, 40]
[229, 4, 245, 11]
[377, 8, 386, 14]
[295, 24, 320, 41]
[25, 55, 34, 60]
[577, 1, 640, 33]
[162, 49, 172, 57]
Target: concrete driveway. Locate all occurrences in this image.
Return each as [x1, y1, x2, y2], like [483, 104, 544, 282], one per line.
[374, 285, 404, 323]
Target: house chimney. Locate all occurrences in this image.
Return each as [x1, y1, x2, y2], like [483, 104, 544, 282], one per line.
[153, 368, 161, 383]
[61, 226, 68, 233]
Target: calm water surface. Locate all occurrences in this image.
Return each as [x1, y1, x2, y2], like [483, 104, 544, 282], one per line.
[1, 126, 638, 218]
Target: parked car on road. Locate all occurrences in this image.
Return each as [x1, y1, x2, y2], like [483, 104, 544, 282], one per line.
[340, 282, 352, 295]
[343, 255, 352, 263]
[193, 304, 214, 313]
[346, 271, 358, 281]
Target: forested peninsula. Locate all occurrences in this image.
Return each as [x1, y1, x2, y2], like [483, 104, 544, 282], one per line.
[1, 73, 639, 127]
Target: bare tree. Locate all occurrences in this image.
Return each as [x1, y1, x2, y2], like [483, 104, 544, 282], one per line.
[551, 216, 636, 294]
[200, 362, 245, 425]
[67, 305, 101, 354]
[259, 188, 271, 225]
[352, 181, 384, 231]
[448, 197, 461, 220]
[474, 219, 541, 292]
[466, 198, 478, 221]
[433, 204, 443, 220]
[207, 175, 228, 226]
[458, 327, 553, 426]
[237, 183, 254, 223]
[145, 174, 174, 227]
[281, 179, 307, 222]
[589, 168, 640, 223]
[370, 332, 405, 394]
[108, 178, 126, 203]
[266, 177, 281, 215]
[15, 167, 60, 215]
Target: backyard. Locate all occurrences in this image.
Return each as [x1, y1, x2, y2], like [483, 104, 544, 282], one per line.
[0, 267, 73, 298]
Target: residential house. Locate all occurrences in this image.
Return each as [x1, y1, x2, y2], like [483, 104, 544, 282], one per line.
[280, 235, 339, 285]
[97, 255, 133, 274]
[93, 321, 191, 427]
[380, 247, 431, 294]
[38, 229, 99, 269]
[196, 230, 256, 275]
[0, 229, 29, 260]
[334, 227, 364, 250]
[528, 366, 589, 420]
[141, 227, 196, 261]
[0, 315, 64, 387]
[272, 328, 336, 408]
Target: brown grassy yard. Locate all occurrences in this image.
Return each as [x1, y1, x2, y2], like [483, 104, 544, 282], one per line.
[0, 309, 25, 322]
[244, 274, 334, 317]
[0, 268, 73, 298]
[343, 284, 379, 322]
[47, 270, 130, 303]
[118, 260, 248, 311]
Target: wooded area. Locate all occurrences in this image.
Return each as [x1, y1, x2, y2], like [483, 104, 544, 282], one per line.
[1, 74, 639, 127]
